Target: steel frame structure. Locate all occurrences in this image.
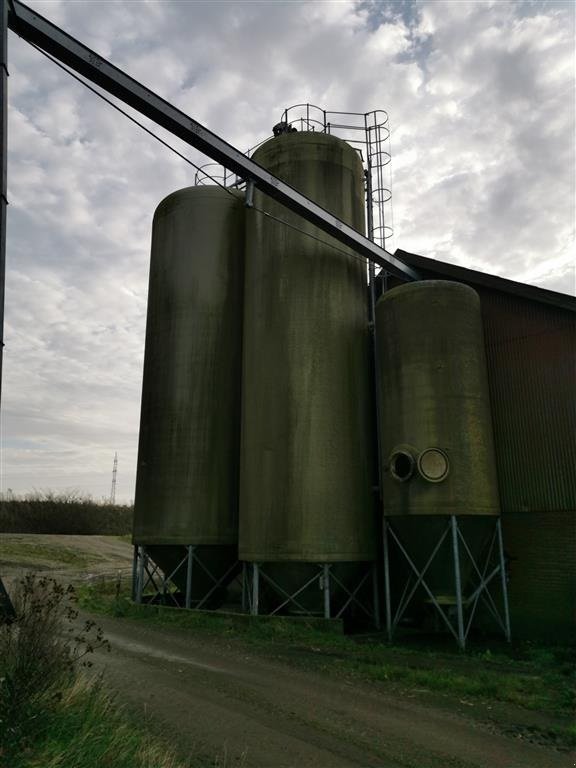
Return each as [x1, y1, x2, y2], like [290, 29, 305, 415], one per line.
[4, 1, 418, 281]
[242, 562, 380, 625]
[382, 516, 511, 649]
[132, 545, 241, 610]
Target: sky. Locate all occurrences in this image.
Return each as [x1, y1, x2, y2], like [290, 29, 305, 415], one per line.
[1, 0, 574, 503]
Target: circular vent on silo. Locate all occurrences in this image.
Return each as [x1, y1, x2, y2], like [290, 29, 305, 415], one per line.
[389, 449, 416, 482]
[418, 448, 449, 483]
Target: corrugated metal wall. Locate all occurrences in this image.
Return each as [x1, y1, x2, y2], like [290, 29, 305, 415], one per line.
[478, 290, 575, 639]
[478, 290, 576, 513]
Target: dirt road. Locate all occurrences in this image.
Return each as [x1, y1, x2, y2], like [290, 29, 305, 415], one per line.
[91, 615, 569, 768]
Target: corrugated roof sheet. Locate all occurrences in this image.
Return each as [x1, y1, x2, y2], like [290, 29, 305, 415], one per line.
[395, 249, 576, 312]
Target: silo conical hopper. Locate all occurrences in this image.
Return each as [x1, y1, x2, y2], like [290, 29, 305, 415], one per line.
[133, 186, 244, 604]
[375, 281, 500, 619]
[239, 132, 376, 615]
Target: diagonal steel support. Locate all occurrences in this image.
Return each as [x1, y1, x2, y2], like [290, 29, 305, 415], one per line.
[7, 0, 420, 281]
[259, 568, 320, 616]
[132, 545, 240, 610]
[459, 526, 500, 629]
[195, 560, 241, 610]
[391, 527, 460, 642]
[391, 520, 451, 627]
[331, 569, 373, 620]
[243, 562, 378, 621]
[383, 518, 512, 647]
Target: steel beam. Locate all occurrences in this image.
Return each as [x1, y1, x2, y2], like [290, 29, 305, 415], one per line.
[322, 563, 331, 619]
[0, 0, 8, 420]
[251, 563, 259, 616]
[135, 546, 144, 604]
[451, 516, 465, 650]
[185, 545, 194, 610]
[497, 519, 512, 642]
[382, 518, 392, 641]
[7, 0, 419, 281]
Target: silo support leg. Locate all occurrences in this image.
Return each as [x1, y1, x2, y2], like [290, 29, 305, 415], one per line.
[241, 562, 248, 613]
[382, 518, 393, 641]
[322, 564, 331, 619]
[497, 519, 511, 642]
[185, 545, 195, 610]
[251, 563, 259, 616]
[372, 562, 381, 630]
[136, 546, 145, 604]
[131, 545, 138, 602]
[451, 516, 466, 650]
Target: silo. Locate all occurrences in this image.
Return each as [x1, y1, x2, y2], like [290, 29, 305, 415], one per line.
[240, 132, 376, 617]
[376, 280, 499, 517]
[375, 281, 507, 645]
[133, 186, 244, 604]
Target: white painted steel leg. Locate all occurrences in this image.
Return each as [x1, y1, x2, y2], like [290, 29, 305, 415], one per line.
[383, 518, 393, 641]
[323, 564, 331, 619]
[136, 546, 144, 604]
[451, 516, 465, 650]
[251, 563, 259, 616]
[497, 519, 512, 642]
[185, 545, 194, 609]
[241, 562, 247, 613]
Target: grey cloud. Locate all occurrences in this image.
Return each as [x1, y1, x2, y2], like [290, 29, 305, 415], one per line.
[1, 0, 573, 501]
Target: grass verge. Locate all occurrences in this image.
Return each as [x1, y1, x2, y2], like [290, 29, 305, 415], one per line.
[0, 574, 191, 768]
[3, 677, 192, 768]
[79, 580, 576, 751]
[0, 538, 102, 569]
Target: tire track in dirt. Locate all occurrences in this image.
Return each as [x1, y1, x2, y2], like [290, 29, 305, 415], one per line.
[90, 615, 569, 768]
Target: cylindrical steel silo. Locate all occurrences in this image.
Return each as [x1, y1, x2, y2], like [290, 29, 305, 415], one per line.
[375, 280, 500, 616]
[375, 280, 499, 516]
[133, 186, 244, 601]
[239, 132, 375, 613]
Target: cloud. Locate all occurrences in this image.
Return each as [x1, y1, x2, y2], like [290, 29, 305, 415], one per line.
[2, 0, 574, 500]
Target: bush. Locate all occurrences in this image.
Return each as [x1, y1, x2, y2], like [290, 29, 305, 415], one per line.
[0, 574, 109, 761]
[0, 491, 133, 535]
[0, 575, 189, 768]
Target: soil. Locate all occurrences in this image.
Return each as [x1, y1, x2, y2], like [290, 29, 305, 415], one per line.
[90, 615, 573, 768]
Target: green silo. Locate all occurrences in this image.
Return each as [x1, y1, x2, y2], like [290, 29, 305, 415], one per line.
[375, 280, 501, 616]
[239, 132, 375, 612]
[133, 186, 244, 602]
[376, 280, 499, 517]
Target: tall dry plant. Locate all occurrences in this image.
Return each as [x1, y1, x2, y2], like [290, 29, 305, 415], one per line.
[0, 573, 109, 758]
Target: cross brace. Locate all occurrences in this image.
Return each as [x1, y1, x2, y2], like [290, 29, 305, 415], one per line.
[382, 516, 511, 650]
[133, 545, 241, 610]
[244, 562, 379, 626]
